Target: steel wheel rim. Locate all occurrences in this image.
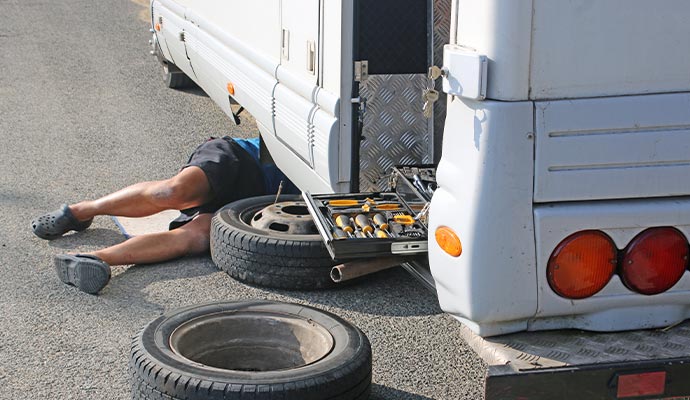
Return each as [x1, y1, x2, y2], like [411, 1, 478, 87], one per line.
[169, 311, 335, 372]
[241, 201, 318, 235]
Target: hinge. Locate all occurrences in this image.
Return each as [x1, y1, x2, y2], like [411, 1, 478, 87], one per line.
[354, 60, 368, 82]
[178, 31, 185, 42]
[351, 96, 367, 123]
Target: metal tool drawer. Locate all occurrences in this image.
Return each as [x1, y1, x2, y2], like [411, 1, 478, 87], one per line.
[303, 166, 436, 260]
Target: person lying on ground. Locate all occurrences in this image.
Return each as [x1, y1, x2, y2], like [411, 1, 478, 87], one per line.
[30, 136, 296, 295]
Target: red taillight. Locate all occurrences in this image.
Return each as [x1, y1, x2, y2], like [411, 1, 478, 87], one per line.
[547, 231, 617, 299]
[620, 227, 688, 295]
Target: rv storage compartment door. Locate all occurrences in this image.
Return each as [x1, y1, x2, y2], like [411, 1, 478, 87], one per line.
[273, 1, 320, 167]
[263, 0, 348, 193]
[354, 0, 434, 192]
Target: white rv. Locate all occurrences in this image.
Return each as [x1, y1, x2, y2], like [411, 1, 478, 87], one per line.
[149, 0, 690, 397]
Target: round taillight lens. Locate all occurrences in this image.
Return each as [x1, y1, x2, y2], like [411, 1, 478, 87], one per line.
[620, 227, 688, 295]
[547, 231, 617, 299]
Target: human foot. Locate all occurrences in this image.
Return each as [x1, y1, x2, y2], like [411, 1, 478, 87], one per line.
[54, 254, 111, 294]
[30, 204, 93, 240]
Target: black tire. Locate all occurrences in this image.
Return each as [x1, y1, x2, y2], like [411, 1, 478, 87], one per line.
[151, 33, 192, 90]
[210, 195, 338, 290]
[129, 300, 372, 400]
[163, 62, 193, 89]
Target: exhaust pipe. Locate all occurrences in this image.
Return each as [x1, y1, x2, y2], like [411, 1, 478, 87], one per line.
[330, 256, 412, 283]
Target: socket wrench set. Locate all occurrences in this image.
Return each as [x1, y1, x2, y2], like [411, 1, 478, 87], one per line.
[303, 166, 436, 259]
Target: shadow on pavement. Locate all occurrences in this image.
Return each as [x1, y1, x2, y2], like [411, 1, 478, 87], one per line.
[272, 267, 444, 318]
[370, 384, 437, 400]
[47, 228, 126, 251]
[102, 256, 218, 313]
[109, 256, 216, 291]
[177, 83, 207, 97]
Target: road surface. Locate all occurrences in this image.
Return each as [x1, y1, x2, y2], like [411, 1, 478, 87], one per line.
[0, 0, 486, 398]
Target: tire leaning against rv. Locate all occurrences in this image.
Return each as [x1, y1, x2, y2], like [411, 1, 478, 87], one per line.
[129, 301, 372, 400]
[210, 195, 338, 290]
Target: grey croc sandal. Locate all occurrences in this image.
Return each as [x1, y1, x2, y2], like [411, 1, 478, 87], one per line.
[31, 204, 93, 240]
[54, 254, 111, 294]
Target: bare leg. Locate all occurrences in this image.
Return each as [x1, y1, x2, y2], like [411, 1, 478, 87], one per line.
[90, 214, 213, 266]
[69, 166, 212, 221]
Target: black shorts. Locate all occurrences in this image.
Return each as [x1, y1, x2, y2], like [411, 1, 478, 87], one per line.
[169, 137, 265, 229]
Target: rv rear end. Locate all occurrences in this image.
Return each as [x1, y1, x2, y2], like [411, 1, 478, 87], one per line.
[431, 0, 690, 337]
[148, 0, 690, 398]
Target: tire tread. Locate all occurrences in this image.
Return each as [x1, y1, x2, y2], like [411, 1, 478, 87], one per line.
[210, 195, 338, 290]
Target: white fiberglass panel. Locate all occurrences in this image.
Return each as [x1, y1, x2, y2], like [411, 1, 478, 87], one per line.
[454, 0, 533, 101]
[259, 122, 341, 193]
[281, 0, 320, 84]
[172, 0, 280, 63]
[455, 0, 690, 100]
[154, 0, 194, 78]
[183, 23, 277, 134]
[533, 199, 690, 332]
[311, 108, 339, 188]
[534, 93, 690, 202]
[273, 84, 315, 166]
[530, 0, 690, 99]
[429, 97, 536, 336]
[321, 1, 342, 95]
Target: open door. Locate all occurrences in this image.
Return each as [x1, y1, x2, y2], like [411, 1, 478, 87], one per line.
[351, 0, 434, 191]
[265, 0, 443, 194]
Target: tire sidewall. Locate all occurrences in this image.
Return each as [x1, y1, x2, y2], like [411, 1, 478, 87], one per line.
[136, 300, 368, 386]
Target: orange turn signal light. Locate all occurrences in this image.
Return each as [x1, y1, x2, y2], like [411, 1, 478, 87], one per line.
[154, 23, 161, 32]
[436, 226, 462, 257]
[227, 82, 235, 95]
[547, 230, 616, 299]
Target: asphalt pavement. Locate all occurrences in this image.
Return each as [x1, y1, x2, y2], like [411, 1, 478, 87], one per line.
[0, 0, 486, 398]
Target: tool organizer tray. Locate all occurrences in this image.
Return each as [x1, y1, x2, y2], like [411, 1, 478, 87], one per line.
[303, 166, 435, 260]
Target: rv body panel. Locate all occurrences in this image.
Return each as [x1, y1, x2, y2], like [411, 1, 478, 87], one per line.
[529, 0, 690, 99]
[152, 0, 353, 192]
[429, 98, 536, 336]
[153, 0, 194, 79]
[534, 93, 690, 203]
[533, 198, 690, 326]
[455, 0, 690, 101]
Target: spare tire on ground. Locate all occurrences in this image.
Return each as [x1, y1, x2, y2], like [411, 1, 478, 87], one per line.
[210, 194, 338, 290]
[130, 300, 372, 400]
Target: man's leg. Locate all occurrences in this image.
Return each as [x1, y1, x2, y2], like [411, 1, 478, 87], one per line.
[69, 166, 212, 221]
[31, 166, 213, 240]
[90, 213, 213, 265]
[53, 214, 213, 294]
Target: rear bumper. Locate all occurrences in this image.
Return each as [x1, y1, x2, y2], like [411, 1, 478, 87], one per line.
[487, 356, 690, 400]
